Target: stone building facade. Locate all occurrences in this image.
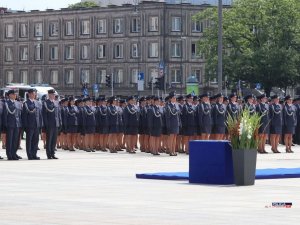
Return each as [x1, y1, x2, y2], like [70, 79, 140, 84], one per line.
[0, 2, 212, 96]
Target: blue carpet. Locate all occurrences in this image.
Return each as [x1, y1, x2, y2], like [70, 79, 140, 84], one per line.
[136, 168, 300, 180]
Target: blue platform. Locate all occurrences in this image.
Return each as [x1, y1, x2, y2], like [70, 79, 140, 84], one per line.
[136, 168, 300, 181]
[189, 140, 234, 184]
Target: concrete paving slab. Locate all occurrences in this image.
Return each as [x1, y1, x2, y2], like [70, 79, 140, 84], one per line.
[0, 142, 299, 225]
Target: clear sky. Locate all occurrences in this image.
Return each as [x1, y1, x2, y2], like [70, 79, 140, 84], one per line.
[0, 0, 81, 11]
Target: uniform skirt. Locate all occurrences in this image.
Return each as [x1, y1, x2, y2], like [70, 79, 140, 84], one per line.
[201, 125, 211, 134]
[97, 126, 109, 134]
[212, 125, 226, 134]
[84, 126, 95, 134]
[124, 126, 138, 135]
[182, 126, 195, 136]
[259, 122, 269, 134]
[270, 125, 282, 134]
[283, 126, 295, 134]
[109, 125, 119, 134]
[66, 125, 78, 134]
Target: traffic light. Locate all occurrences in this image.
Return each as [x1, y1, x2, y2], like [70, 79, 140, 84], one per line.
[106, 74, 111, 87]
[154, 77, 164, 90]
[148, 81, 153, 89]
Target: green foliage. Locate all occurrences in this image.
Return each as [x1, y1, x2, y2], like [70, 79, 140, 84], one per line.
[193, 0, 300, 96]
[68, 1, 99, 9]
[226, 109, 261, 150]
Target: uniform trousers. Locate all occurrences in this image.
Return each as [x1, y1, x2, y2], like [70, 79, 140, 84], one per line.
[25, 127, 39, 159]
[46, 127, 58, 158]
[6, 127, 19, 159]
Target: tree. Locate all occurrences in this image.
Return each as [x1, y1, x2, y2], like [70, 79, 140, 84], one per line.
[194, 0, 300, 96]
[68, 1, 100, 9]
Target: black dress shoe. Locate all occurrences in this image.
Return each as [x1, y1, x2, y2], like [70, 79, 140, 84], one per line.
[12, 157, 19, 160]
[16, 155, 22, 159]
[0, 156, 4, 160]
[47, 156, 53, 159]
[52, 156, 59, 159]
[34, 157, 40, 160]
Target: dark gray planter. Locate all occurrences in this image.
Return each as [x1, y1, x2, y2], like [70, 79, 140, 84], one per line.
[232, 149, 257, 186]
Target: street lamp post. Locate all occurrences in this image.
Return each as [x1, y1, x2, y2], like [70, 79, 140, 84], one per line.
[217, 0, 223, 93]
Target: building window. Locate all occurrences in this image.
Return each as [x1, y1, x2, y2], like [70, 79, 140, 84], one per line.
[171, 17, 181, 32]
[20, 70, 28, 84]
[5, 24, 14, 38]
[191, 43, 202, 59]
[81, 45, 90, 60]
[65, 21, 74, 36]
[50, 70, 59, 85]
[131, 43, 139, 58]
[35, 70, 43, 83]
[131, 17, 140, 33]
[192, 20, 203, 32]
[20, 46, 28, 61]
[6, 71, 14, 84]
[149, 42, 158, 58]
[97, 44, 106, 59]
[35, 44, 43, 60]
[114, 44, 123, 59]
[65, 69, 74, 84]
[81, 20, 90, 35]
[192, 68, 203, 84]
[96, 69, 106, 84]
[114, 69, 123, 84]
[131, 69, 138, 84]
[171, 42, 181, 58]
[5, 47, 13, 62]
[34, 23, 43, 37]
[97, 19, 106, 34]
[113, 18, 122, 34]
[149, 16, 158, 31]
[65, 45, 74, 60]
[81, 69, 90, 83]
[49, 22, 59, 36]
[50, 46, 58, 60]
[19, 23, 28, 38]
[171, 69, 182, 83]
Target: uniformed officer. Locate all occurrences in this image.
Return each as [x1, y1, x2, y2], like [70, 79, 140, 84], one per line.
[283, 95, 297, 153]
[2, 90, 22, 160]
[138, 97, 146, 152]
[197, 93, 212, 140]
[227, 93, 240, 121]
[176, 96, 184, 153]
[148, 96, 163, 155]
[75, 98, 84, 150]
[107, 97, 119, 153]
[22, 88, 42, 160]
[181, 94, 196, 154]
[65, 96, 78, 151]
[256, 94, 270, 153]
[123, 96, 139, 153]
[165, 92, 180, 156]
[212, 93, 226, 140]
[269, 95, 282, 153]
[82, 97, 96, 152]
[42, 89, 61, 159]
[95, 97, 109, 151]
[243, 94, 256, 115]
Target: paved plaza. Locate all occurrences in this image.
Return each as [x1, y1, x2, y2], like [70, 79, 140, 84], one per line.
[0, 141, 299, 225]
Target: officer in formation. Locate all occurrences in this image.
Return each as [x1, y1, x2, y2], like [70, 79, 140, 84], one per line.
[2, 90, 300, 160]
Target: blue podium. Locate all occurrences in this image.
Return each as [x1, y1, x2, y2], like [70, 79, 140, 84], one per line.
[189, 140, 234, 185]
